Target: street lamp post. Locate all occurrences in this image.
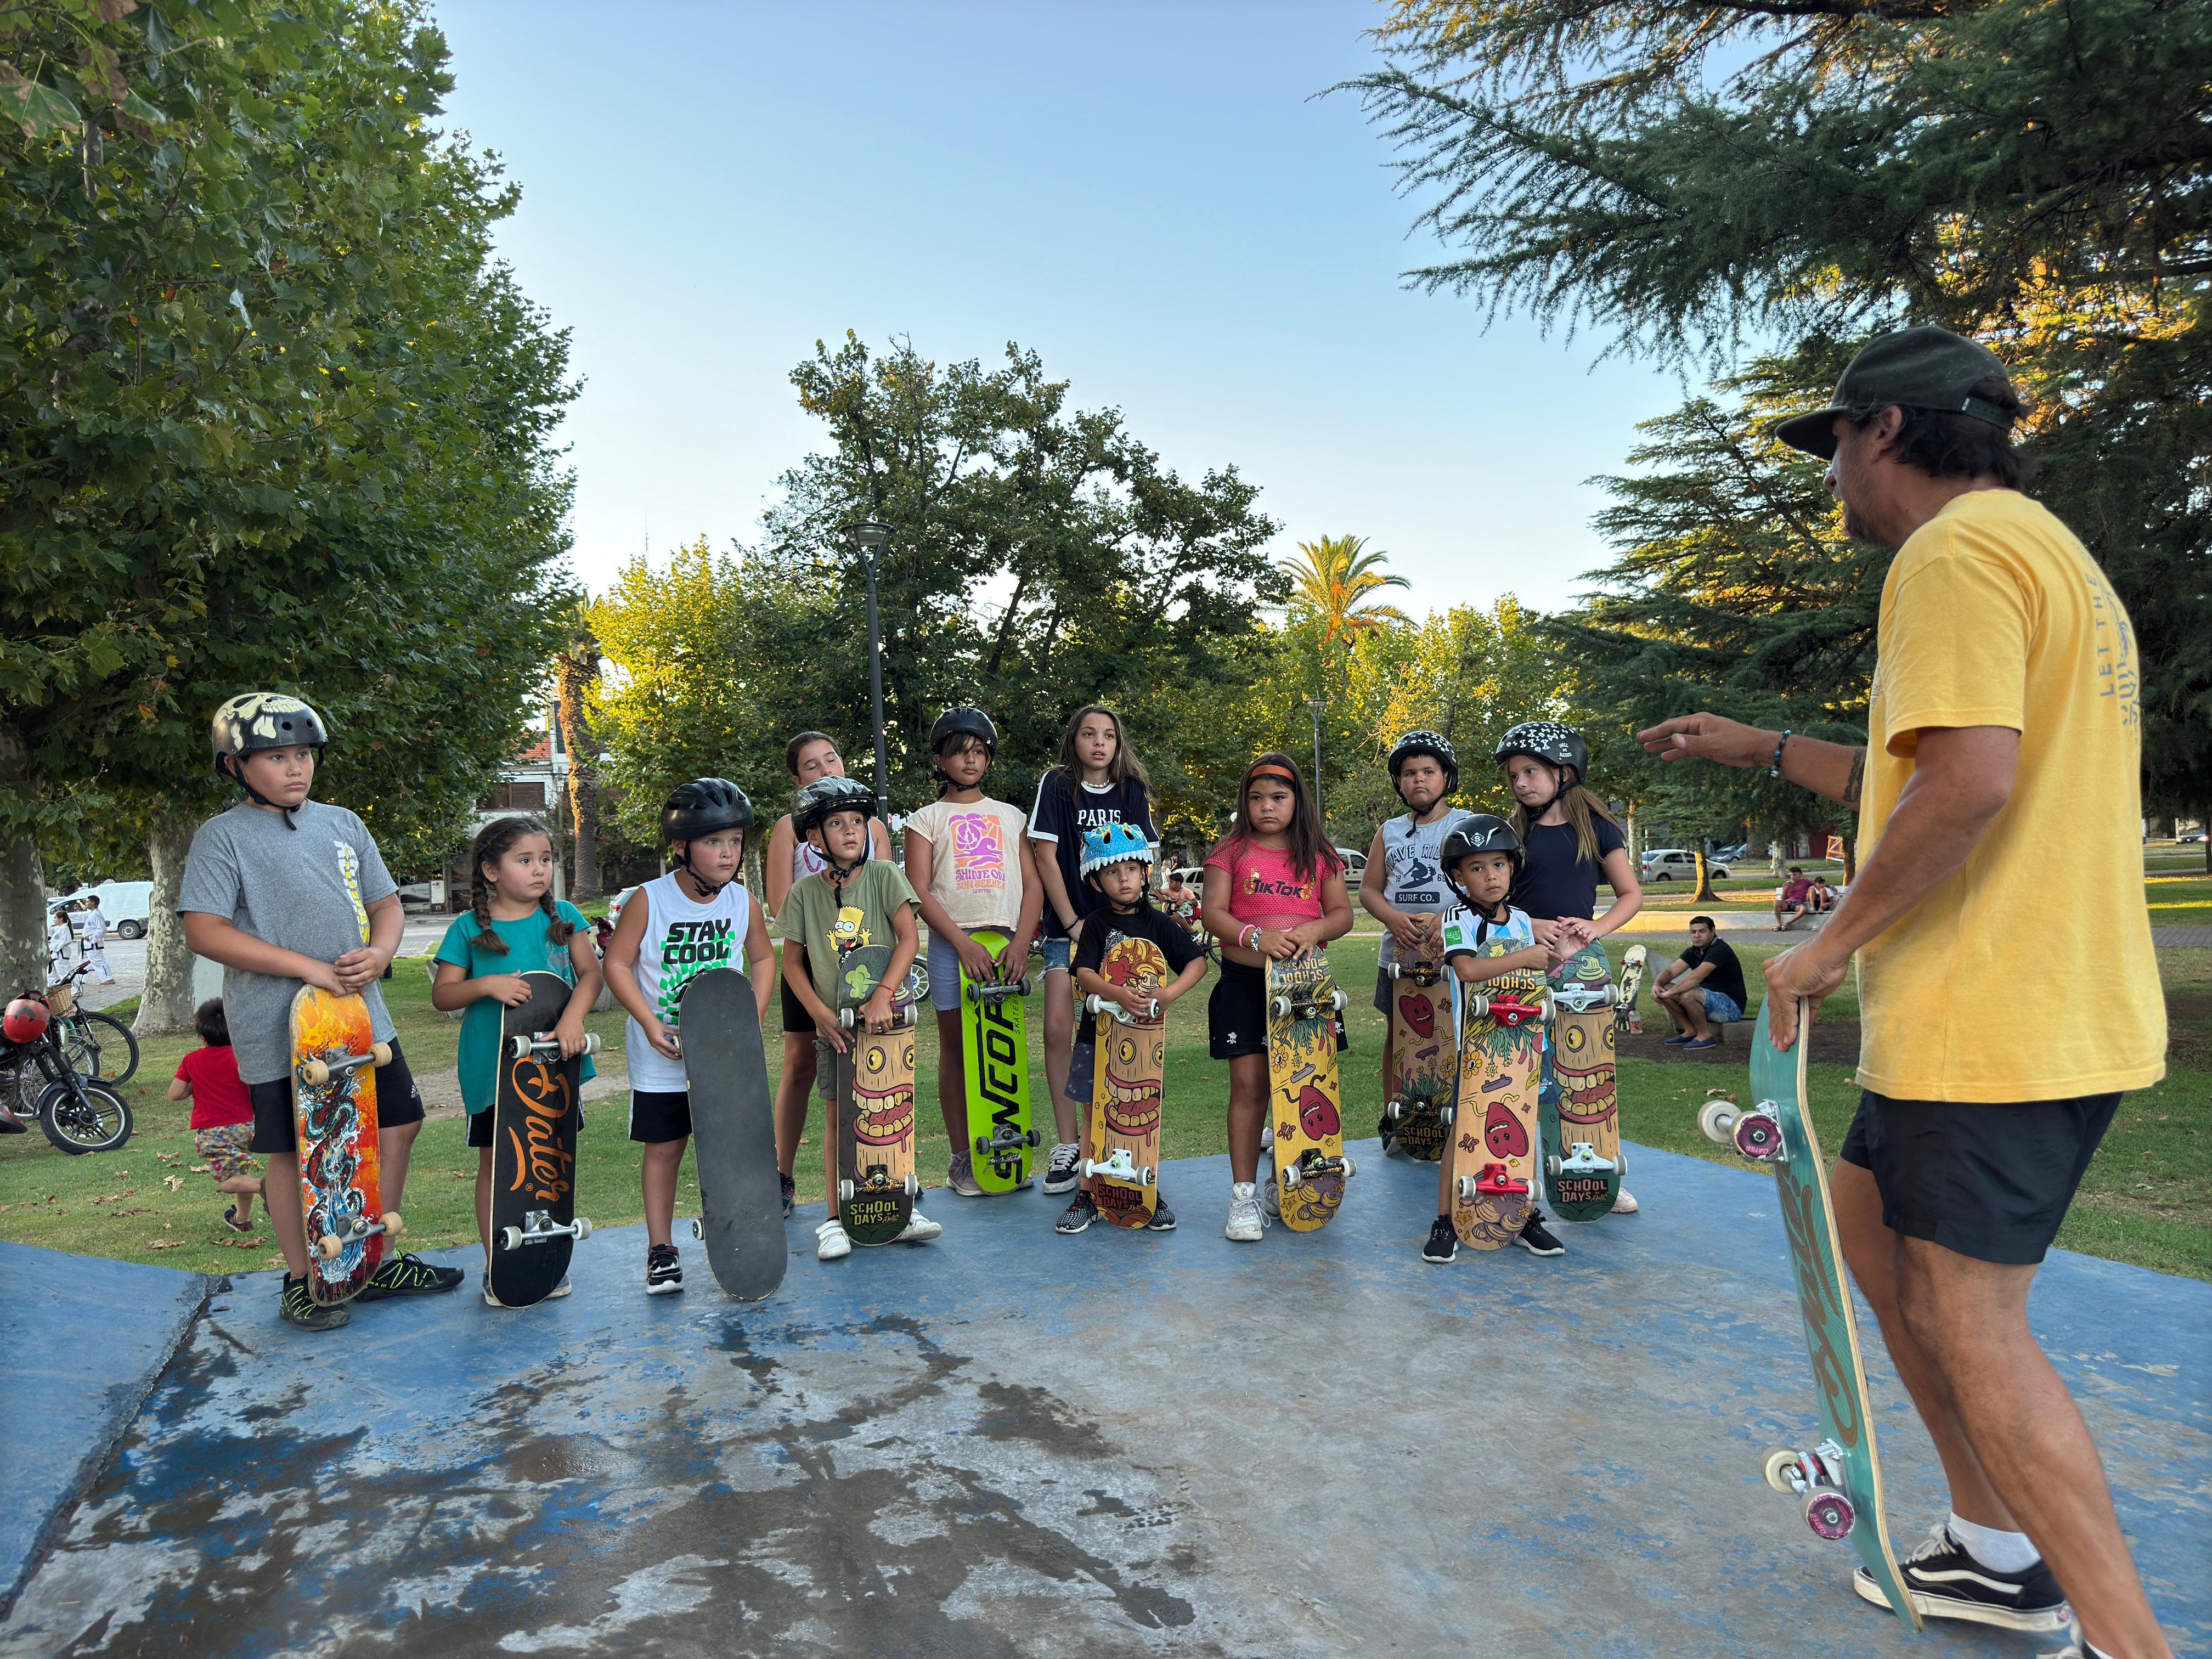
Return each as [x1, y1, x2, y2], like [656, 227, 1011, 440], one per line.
[841, 520, 893, 808]
[1307, 697, 1333, 827]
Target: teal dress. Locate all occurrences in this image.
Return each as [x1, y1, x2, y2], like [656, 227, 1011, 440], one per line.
[433, 902, 597, 1115]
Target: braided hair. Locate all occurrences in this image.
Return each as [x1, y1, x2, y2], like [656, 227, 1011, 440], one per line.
[468, 816, 576, 955]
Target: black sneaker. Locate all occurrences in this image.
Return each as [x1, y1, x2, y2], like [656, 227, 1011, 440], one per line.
[355, 1250, 465, 1300]
[1043, 1142, 1082, 1195]
[1515, 1215, 1567, 1257]
[279, 1274, 349, 1330]
[1055, 1192, 1099, 1234]
[1378, 1114, 1400, 1156]
[1422, 1215, 1458, 1264]
[645, 1242, 684, 1295]
[779, 1171, 795, 1218]
[1146, 1197, 1176, 1232]
[1854, 1526, 2072, 1632]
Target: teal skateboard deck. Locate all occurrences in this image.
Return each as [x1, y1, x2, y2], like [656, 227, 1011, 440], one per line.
[958, 927, 1036, 1192]
[1700, 999, 1918, 1628]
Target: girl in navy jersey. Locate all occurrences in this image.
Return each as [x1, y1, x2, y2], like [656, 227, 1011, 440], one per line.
[763, 732, 894, 1220]
[1027, 705, 1158, 1197]
[1495, 721, 1644, 1214]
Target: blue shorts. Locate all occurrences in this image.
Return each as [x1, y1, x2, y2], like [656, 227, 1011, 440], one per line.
[927, 926, 1025, 1011]
[1704, 990, 1743, 1024]
[1037, 935, 1073, 975]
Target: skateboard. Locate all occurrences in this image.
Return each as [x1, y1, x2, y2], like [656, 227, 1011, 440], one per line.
[960, 927, 1038, 1192]
[1698, 999, 1919, 1628]
[831, 944, 922, 1246]
[678, 966, 786, 1300]
[1383, 954, 1453, 1163]
[289, 986, 399, 1305]
[1444, 948, 1548, 1249]
[1260, 954, 1353, 1232]
[1544, 951, 1622, 1221]
[1615, 943, 1649, 1035]
[486, 971, 599, 1308]
[1081, 929, 1171, 1227]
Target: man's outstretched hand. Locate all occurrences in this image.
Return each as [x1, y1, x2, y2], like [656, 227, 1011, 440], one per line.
[1638, 714, 1771, 770]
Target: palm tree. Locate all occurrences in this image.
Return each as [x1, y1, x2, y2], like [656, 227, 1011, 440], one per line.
[554, 602, 604, 902]
[1280, 534, 1412, 653]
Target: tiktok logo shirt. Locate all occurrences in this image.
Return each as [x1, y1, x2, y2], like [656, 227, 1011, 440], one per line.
[1203, 839, 1344, 932]
[624, 868, 751, 1093]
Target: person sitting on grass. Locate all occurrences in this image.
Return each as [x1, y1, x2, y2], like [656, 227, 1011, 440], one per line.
[167, 998, 263, 1235]
[1775, 866, 1815, 930]
[1651, 917, 1748, 1049]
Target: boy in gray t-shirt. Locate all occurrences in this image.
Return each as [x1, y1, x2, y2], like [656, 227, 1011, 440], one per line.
[179, 692, 461, 1330]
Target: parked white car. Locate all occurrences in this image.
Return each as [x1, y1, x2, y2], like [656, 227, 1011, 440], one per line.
[52, 879, 155, 940]
[1640, 849, 1731, 883]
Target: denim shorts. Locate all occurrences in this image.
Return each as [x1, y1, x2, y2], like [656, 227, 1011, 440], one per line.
[1037, 935, 1073, 974]
[1704, 990, 1743, 1024]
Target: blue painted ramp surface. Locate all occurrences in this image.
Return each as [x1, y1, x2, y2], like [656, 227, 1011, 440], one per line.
[1, 1144, 2205, 1657]
[0, 1240, 206, 1610]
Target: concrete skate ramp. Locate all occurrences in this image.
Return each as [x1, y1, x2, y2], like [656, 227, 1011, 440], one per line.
[2, 1144, 2204, 1657]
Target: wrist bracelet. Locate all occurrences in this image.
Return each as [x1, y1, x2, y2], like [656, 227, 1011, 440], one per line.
[1242, 924, 1261, 950]
[1768, 731, 1793, 778]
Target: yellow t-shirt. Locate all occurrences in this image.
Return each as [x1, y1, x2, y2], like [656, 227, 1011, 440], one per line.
[1857, 489, 2165, 1101]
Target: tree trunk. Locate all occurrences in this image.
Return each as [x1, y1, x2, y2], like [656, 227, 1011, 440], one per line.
[136, 812, 198, 1036]
[556, 652, 603, 902]
[1769, 839, 1787, 878]
[0, 833, 43, 999]
[1690, 849, 1718, 903]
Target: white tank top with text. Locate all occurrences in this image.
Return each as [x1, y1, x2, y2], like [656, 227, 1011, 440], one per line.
[625, 870, 751, 1094]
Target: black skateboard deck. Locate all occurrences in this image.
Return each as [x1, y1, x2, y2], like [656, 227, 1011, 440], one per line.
[488, 971, 596, 1308]
[679, 966, 786, 1301]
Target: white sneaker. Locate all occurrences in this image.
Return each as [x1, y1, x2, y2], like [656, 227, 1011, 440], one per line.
[1225, 1182, 1266, 1243]
[816, 1219, 852, 1261]
[896, 1209, 942, 1244]
[1611, 1189, 1639, 1215]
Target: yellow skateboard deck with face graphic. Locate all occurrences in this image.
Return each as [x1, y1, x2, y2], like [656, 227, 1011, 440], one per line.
[1446, 951, 1548, 1250]
[1384, 955, 1453, 1162]
[1262, 954, 1352, 1232]
[1082, 930, 1169, 1227]
[831, 944, 920, 1246]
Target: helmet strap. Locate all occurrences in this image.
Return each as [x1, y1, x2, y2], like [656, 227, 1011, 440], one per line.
[218, 754, 301, 830]
[673, 848, 733, 899]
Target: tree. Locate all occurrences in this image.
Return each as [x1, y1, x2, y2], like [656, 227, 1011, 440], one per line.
[555, 603, 605, 901]
[1349, 0, 2210, 833]
[1281, 536, 1412, 656]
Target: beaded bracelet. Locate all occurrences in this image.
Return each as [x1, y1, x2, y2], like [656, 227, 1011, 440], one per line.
[1241, 924, 1261, 950]
[1768, 730, 1793, 778]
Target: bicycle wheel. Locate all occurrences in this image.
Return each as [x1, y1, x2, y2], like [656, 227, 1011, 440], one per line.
[64, 1011, 139, 1085]
[38, 1076, 132, 1154]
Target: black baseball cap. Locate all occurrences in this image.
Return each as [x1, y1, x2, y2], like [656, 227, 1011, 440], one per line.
[1774, 325, 2017, 459]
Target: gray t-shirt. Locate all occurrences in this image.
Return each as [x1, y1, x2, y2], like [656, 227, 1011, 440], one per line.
[177, 800, 398, 1084]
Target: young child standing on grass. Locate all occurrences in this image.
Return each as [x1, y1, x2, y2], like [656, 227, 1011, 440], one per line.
[431, 816, 603, 1306]
[1421, 816, 1564, 1263]
[1056, 823, 1209, 1236]
[764, 731, 895, 1220]
[780, 776, 935, 1260]
[1028, 706, 1159, 1199]
[1199, 754, 1355, 1244]
[902, 708, 1042, 1198]
[602, 779, 775, 1298]
[167, 998, 261, 1235]
[179, 692, 462, 1333]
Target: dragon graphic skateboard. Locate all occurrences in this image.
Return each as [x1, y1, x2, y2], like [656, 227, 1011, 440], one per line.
[831, 944, 922, 1246]
[1261, 954, 1353, 1232]
[1384, 953, 1453, 1162]
[1445, 949, 1547, 1249]
[1082, 929, 1170, 1227]
[289, 986, 400, 1305]
[1699, 999, 1918, 1628]
[679, 966, 786, 1300]
[1544, 950, 1622, 1221]
[1615, 943, 1649, 1035]
[486, 971, 599, 1308]
[960, 927, 1038, 1192]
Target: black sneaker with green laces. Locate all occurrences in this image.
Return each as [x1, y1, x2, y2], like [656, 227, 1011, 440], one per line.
[354, 1250, 465, 1301]
[279, 1274, 349, 1331]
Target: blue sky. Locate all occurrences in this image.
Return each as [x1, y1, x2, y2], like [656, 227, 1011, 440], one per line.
[435, 2, 1696, 617]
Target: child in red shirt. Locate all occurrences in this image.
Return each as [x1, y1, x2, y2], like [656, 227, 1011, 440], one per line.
[167, 998, 262, 1234]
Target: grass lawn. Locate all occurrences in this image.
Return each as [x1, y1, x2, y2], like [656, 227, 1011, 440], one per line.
[4, 929, 2205, 1285]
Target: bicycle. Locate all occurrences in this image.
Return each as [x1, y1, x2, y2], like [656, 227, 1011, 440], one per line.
[49, 962, 139, 1085]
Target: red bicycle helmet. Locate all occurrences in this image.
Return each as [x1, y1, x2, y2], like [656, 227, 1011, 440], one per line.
[3, 990, 52, 1046]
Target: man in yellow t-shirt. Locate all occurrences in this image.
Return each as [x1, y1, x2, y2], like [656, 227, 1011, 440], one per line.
[1639, 326, 2169, 1659]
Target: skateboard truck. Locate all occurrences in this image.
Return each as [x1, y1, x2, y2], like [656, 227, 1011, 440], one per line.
[1698, 1097, 1785, 1161]
[974, 1125, 1043, 1156]
[965, 977, 1032, 1003]
[1386, 962, 1441, 985]
[504, 1209, 595, 1251]
[505, 1031, 605, 1060]
[838, 1002, 918, 1031]
[1082, 1146, 1155, 1186]
[1548, 1141, 1618, 1180]
[317, 1208, 402, 1259]
[1551, 985, 1615, 1015]
[1465, 993, 1548, 1028]
[297, 1042, 393, 1088]
[1267, 989, 1347, 1019]
[1471, 1162, 1527, 1198]
[1279, 1148, 1352, 1189]
[1084, 994, 1160, 1023]
[839, 1167, 921, 1201]
[1763, 1440, 1859, 1541]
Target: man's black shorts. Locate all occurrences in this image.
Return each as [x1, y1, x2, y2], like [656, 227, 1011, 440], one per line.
[1838, 1090, 2121, 1266]
[246, 1037, 426, 1155]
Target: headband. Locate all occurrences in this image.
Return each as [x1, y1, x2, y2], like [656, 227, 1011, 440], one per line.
[1248, 764, 1297, 786]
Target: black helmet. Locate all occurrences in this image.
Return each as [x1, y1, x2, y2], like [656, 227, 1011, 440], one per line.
[929, 706, 998, 754]
[208, 692, 330, 829]
[661, 778, 755, 845]
[795, 775, 878, 838]
[1494, 721, 1587, 787]
[1387, 729, 1458, 791]
[1440, 814, 1523, 874]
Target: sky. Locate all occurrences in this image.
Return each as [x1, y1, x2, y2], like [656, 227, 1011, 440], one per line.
[435, 1, 1697, 619]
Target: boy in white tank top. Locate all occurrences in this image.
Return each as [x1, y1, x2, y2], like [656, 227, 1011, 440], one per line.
[602, 779, 776, 1296]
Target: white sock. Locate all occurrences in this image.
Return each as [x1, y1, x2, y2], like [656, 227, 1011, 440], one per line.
[1946, 1512, 2039, 1574]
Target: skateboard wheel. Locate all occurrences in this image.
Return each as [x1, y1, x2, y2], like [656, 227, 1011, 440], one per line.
[1281, 1164, 1301, 1189]
[582, 1033, 602, 1055]
[1141, 1166, 1154, 1186]
[1329, 990, 1346, 1013]
[903, 1171, 919, 1197]
[1385, 1100, 1401, 1121]
[1025, 1129, 1040, 1147]
[690, 1217, 704, 1241]
[1696, 1099, 1737, 1144]
[575, 1217, 593, 1241]
[1734, 1111, 1782, 1161]
[317, 1234, 341, 1258]
[838, 1009, 855, 1030]
[371, 1042, 393, 1066]
[1804, 1492, 1856, 1541]
[1437, 1105, 1454, 1127]
[301, 1058, 332, 1087]
[1080, 1159, 1096, 1179]
[973, 1135, 990, 1154]
[1762, 1447, 1802, 1494]
[382, 1211, 403, 1237]
[1341, 1155, 1356, 1178]
[1616, 1149, 1626, 1178]
[1456, 1175, 1477, 1204]
[837, 1178, 854, 1202]
[1269, 996, 1290, 1018]
[500, 1225, 522, 1252]
[1546, 1154, 1562, 1181]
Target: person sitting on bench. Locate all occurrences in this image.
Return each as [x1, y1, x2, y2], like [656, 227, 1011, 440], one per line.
[1774, 866, 1815, 930]
[1652, 917, 1748, 1050]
